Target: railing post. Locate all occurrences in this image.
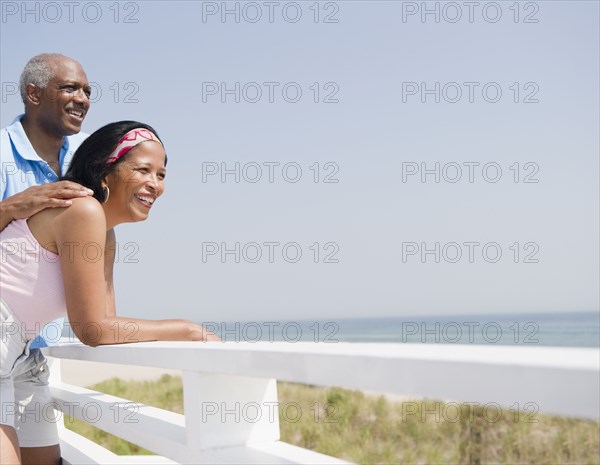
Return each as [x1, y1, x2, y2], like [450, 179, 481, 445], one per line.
[47, 356, 65, 434]
[182, 372, 280, 455]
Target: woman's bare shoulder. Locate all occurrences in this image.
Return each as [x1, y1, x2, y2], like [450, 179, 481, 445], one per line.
[50, 196, 106, 231]
[27, 197, 105, 248]
[64, 196, 104, 215]
[32, 196, 104, 221]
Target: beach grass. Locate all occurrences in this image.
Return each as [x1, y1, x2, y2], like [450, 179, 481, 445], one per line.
[64, 375, 600, 464]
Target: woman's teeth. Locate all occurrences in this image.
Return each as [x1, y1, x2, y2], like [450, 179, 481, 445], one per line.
[135, 194, 155, 206]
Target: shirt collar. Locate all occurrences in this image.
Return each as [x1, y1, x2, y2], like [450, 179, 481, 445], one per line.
[7, 114, 70, 163]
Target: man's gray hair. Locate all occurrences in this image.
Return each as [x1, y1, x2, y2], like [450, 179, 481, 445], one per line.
[19, 53, 74, 104]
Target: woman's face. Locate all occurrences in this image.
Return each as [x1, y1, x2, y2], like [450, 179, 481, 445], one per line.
[104, 141, 166, 224]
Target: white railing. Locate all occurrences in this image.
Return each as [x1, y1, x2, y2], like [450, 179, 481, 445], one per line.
[43, 341, 600, 465]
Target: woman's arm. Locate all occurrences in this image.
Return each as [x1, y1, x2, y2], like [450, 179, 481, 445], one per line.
[52, 197, 217, 346]
[104, 228, 117, 317]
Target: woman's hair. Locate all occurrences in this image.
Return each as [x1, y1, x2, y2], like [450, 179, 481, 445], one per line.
[61, 121, 166, 202]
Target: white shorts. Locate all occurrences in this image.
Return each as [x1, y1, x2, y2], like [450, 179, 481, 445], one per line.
[0, 298, 60, 447]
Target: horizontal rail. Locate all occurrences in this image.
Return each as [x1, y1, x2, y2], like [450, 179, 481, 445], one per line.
[60, 428, 177, 465]
[51, 383, 186, 459]
[54, 380, 350, 464]
[45, 341, 600, 420]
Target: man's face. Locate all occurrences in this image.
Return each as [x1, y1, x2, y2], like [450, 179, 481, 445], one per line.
[35, 58, 91, 137]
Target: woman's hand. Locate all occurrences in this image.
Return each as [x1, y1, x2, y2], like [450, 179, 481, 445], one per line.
[186, 322, 222, 342]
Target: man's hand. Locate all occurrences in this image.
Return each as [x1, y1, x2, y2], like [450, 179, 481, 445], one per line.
[0, 181, 94, 231]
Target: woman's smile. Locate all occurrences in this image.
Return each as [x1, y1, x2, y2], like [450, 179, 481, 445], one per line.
[104, 142, 166, 226]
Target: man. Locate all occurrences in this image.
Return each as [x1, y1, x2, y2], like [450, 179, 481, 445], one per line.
[1, 53, 93, 230]
[0, 53, 95, 465]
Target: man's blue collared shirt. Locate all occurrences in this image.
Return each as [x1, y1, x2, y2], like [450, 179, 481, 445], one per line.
[1, 114, 88, 347]
[1, 114, 87, 199]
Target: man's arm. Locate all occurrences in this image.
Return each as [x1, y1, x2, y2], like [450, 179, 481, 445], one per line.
[0, 181, 93, 231]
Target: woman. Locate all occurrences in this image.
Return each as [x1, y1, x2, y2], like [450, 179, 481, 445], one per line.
[0, 121, 219, 465]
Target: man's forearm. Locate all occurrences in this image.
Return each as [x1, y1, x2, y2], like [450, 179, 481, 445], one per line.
[0, 182, 94, 233]
[0, 200, 15, 232]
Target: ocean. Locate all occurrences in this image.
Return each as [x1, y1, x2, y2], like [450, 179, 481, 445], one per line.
[203, 311, 600, 348]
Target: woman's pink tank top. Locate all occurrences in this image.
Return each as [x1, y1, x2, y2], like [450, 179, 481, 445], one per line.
[0, 218, 66, 335]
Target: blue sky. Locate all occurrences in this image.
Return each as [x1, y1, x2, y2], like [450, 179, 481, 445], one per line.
[1, 1, 598, 322]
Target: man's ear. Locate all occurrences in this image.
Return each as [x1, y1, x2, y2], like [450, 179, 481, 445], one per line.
[25, 83, 42, 106]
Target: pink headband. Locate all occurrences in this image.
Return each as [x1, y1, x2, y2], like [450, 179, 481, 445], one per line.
[106, 128, 162, 166]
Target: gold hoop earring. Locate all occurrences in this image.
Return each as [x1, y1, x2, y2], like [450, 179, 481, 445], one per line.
[102, 187, 110, 203]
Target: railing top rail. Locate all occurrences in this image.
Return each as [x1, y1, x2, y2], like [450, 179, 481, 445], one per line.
[46, 340, 600, 370]
[46, 341, 600, 421]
